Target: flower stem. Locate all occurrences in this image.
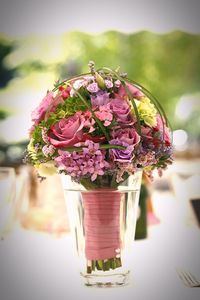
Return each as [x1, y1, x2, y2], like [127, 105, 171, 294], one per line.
[68, 83, 110, 141]
[86, 257, 122, 273]
[63, 144, 126, 153]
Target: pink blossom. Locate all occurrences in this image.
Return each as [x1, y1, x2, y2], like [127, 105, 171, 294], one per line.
[42, 144, 55, 157]
[105, 79, 113, 89]
[48, 112, 84, 148]
[116, 163, 136, 183]
[82, 140, 101, 156]
[87, 82, 99, 93]
[114, 80, 121, 88]
[95, 104, 113, 126]
[81, 111, 95, 133]
[137, 151, 157, 167]
[59, 86, 70, 98]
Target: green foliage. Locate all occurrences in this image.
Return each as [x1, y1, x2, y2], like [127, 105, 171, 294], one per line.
[61, 95, 88, 116]
[31, 125, 42, 141]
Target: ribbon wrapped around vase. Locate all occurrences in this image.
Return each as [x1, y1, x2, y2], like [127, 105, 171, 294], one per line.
[82, 189, 121, 261]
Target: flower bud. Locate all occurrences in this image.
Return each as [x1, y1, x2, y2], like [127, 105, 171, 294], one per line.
[95, 72, 106, 89]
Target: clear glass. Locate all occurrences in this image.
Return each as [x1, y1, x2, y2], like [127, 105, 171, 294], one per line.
[62, 170, 142, 287]
[0, 167, 16, 240]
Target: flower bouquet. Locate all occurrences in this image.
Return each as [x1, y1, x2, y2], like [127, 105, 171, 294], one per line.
[25, 61, 173, 286]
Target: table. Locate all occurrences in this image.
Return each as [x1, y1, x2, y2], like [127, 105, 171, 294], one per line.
[0, 190, 200, 300]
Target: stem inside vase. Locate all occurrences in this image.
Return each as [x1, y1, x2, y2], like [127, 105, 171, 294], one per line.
[82, 189, 122, 274]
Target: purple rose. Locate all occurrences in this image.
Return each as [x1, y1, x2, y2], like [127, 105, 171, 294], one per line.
[91, 91, 111, 107]
[48, 112, 84, 148]
[109, 139, 134, 163]
[112, 127, 140, 146]
[110, 98, 132, 123]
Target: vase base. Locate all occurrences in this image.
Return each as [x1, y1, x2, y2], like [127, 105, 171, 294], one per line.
[80, 271, 130, 287]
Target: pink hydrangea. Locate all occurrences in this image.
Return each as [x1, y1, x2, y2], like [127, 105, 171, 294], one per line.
[55, 141, 110, 181]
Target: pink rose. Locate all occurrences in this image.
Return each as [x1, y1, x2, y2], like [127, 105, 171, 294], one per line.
[110, 98, 132, 123]
[48, 113, 84, 148]
[31, 92, 64, 125]
[31, 92, 53, 125]
[154, 115, 171, 146]
[117, 83, 144, 99]
[112, 127, 140, 146]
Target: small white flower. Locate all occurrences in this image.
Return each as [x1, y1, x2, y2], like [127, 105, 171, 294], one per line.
[87, 82, 99, 93]
[105, 79, 113, 89]
[114, 80, 121, 88]
[115, 248, 120, 253]
[84, 75, 94, 81]
[70, 79, 84, 96]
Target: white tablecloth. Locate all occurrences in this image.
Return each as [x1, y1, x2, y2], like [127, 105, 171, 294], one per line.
[0, 192, 200, 300]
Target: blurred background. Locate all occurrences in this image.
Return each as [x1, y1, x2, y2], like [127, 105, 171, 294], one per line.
[0, 0, 200, 237]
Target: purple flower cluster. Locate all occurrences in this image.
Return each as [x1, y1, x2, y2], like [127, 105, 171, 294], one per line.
[91, 91, 111, 107]
[55, 141, 110, 181]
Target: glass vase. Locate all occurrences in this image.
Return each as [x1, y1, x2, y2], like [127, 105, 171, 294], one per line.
[61, 170, 142, 287]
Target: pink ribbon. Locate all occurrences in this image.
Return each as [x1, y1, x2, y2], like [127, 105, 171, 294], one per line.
[82, 190, 121, 260]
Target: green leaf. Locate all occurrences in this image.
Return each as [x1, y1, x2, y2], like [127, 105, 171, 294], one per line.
[31, 125, 42, 141]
